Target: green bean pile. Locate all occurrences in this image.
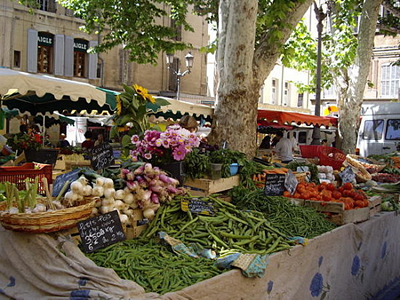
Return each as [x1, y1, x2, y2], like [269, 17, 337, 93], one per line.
[233, 190, 337, 239]
[142, 195, 296, 255]
[85, 238, 223, 294]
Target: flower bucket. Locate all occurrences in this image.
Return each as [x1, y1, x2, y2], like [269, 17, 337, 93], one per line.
[210, 163, 222, 180]
[160, 161, 185, 185]
[230, 163, 239, 176]
[24, 149, 59, 166]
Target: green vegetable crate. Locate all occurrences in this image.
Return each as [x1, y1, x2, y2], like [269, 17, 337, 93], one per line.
[183, 175, 240, 196]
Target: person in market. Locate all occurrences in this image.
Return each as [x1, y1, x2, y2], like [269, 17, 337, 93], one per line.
[82, 131, 95, 150]
[57, 133, 70, 148]
[94, 133, 104, 147]
[273, 131, 294, 164]
[259, 135, 271, 149]
[178, 115, 199, 133]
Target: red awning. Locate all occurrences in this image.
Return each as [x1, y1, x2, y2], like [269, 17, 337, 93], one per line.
[257, 120, 294, 130]
[257, 110, 338, 127]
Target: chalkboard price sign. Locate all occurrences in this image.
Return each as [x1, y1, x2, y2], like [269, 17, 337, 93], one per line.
[91, 143, 115, 171]
[52, 168, 82, 197]
[77, 210, 126, 253]
[181, 198, 215, 216]
[264, 173, 286, 196]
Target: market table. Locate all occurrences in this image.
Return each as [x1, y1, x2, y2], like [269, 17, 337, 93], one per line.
[0, 211, 399, 299]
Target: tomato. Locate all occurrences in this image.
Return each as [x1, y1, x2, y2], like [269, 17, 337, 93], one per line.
[343, 182, 354, 190]
[354, 200, 365, 208]
[353, 193, 364, 201]
[326, 183, 336, 191]
[332, 191, 342, 199]
[283, 191, 291, 197]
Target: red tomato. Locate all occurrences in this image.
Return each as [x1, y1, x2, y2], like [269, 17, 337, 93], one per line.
[343, 182, 354, 190]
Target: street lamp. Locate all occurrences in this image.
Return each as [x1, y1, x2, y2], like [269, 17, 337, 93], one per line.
[166, 52, 194, 100]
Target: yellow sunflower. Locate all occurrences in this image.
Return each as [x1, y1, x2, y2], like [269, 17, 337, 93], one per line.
[145, 93, 156, 104]
[116, 95, 122, 115]
[133, 84, 147, 98]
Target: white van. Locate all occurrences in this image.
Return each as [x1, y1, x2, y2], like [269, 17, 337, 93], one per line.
[357, 103, 400, 157]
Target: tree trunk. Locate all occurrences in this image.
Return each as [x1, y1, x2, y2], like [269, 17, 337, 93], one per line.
[208, 0, 314, 158]
[207, 0, 259, 157]
[337, 0, 383, 155]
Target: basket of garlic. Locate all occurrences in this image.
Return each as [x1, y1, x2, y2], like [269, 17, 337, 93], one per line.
[0, 176, 99, 233]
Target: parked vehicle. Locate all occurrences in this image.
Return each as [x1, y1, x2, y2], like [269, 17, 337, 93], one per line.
[357, 103, 400, 157]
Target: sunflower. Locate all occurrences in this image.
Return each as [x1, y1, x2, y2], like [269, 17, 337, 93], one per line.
[116, 94, 122, 115]
[133, 84, 156, 103]
[133, 84, 148, 99]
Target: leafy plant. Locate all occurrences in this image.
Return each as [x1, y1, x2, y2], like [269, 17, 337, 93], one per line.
[7, 133, 43, 152]
[184, 148, 211, 179]
[109, 84, 170, 154]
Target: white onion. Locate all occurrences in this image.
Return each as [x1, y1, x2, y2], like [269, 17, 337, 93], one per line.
[83, 185, 93, 196]
[92, 185, 104, 197]
[96, 177, 105, 186]
[103, 188, 116, 199]
[104, 178, 114, 188]
[70, 181, 84, 194]
[123, 193, 134, 205]
[143, 208, 155, 220]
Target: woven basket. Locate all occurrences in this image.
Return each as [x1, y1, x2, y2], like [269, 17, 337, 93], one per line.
[346, 154, 386, 174]
[0, 197, 98, 233]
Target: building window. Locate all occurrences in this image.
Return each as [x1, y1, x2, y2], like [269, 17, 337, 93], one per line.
[283, 81, 290, 106]
[37, 32, 54, 74]
[14, 51, 21, 68]
[37, 0, 56, 12]
[170, 18, 182, 41]
[297, 93, 304, 107]
[73, 39, 88, 78]
[381, 64, 400, 97]
[271, 79, 278, 104]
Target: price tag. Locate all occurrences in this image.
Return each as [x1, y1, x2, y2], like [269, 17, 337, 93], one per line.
[90, 143, 115, 171]
[181, 198, 215, 216]
[339, 166, 356, 183]
[77, 210, 126, 253]
[52, 168, 82, 197]
[285, 170, 298, 195]
[264, 173, 286, 196]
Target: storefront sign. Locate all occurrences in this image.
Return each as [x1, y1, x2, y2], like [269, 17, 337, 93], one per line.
[78, 210, 126, 253]
[74, 39, 88, 52]
[38, 32, 53, 46]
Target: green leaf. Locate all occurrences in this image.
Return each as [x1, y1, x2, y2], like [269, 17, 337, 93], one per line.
[121, 134, 132, 149]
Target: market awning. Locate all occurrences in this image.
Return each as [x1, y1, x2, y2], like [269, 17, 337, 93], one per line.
[257, 109, 338, 127]
[149, 97, 214, 122]
[257, 120, 294, 130]
[0, 68, 118, 114]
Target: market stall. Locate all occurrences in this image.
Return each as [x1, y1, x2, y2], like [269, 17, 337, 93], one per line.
[0, 211, 399, 299]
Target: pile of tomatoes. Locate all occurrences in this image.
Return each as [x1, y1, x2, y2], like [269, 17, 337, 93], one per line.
[283, 181, 369, 210]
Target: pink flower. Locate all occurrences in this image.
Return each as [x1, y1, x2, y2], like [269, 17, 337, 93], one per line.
[172, 144, 187, 161]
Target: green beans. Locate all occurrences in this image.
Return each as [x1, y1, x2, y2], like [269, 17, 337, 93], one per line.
[85, 238, 223, 295]
[232, 190, 337, 239]
[141, 194, 296, 255]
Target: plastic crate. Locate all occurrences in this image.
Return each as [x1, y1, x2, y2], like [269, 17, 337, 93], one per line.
[299, 145, 322, 158]
[0, 163, 53, 195]
[319, 146, 346, 170]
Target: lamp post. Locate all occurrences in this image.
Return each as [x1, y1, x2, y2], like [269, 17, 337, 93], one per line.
[311, 1, 327, 145]
[166, 52, 194, 100]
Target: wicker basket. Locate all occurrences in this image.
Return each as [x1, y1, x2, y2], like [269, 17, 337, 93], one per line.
[346, 154, 386, 174]
[0, 197, 98, 233]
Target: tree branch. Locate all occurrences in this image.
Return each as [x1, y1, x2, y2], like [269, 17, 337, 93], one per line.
[382, 0, 400, 18]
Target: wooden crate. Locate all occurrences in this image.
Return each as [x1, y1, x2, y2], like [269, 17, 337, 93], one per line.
[124, 209, 149, 239]
[305, 200, 370, 225]
[368, 195, 382, 217]
[183, 175, 240, 196]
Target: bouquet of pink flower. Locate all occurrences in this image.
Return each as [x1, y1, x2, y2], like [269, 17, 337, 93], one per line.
[130, 125, 201, 164]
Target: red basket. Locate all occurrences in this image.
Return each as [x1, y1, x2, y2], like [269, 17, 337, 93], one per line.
[299, 145, 322, 158]
[319, 147, 346, 170]
[0, 163, 52, 195]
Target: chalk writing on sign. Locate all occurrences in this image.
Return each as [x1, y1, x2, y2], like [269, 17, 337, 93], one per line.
[264, 173, 286, 196]
[77, 210, 125, 253]
[181, 198, 215, 216]
[90, 143, 115, 171]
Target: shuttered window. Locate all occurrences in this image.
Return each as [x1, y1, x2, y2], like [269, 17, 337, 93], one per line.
[64, 36, 74, 77]
[381, 64, 400, 98]
[37, 32, 54, 74]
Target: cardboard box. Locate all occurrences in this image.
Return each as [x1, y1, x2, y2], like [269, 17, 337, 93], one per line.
[305, 200, 370, 225]
[183, 175, 240, 196]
